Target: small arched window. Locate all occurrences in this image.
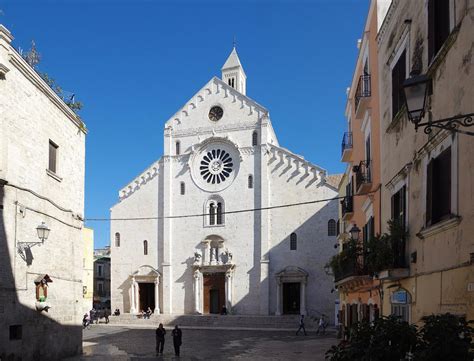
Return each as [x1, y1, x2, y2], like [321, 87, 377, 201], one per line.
[290, 233, 297, 250]
[248, 175, 253, 189]
[176, 141, 181, 155]
[180, 182, 185, 195]
[209, 203, 216, 225]
[143, 240, 148, 255]
[216, 202, 223, 225]
[115, 232, 120, 247]
[228, 78, 231, 86]
[328, 219, 337, 236]
[231, 78, 235, 88]
[252, 131, 258, 146]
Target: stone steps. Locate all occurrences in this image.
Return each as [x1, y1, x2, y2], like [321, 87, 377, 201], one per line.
[108, 314, 323, 330]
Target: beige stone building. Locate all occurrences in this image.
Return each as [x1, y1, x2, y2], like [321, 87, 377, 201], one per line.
[377, 0, 474, 322]
[0, 25, 86, 359]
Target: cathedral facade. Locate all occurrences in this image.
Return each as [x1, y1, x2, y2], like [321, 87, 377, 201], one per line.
[110, 48, 340, 319]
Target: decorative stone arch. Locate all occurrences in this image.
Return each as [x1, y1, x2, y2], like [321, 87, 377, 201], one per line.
[275, 266, 309, 316]
[203, 195, 225, 226]
[129, 265, 161, 315]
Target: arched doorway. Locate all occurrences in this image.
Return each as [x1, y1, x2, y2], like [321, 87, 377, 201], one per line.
[275, 266, 308, 315]
[129, 265, 161, 315]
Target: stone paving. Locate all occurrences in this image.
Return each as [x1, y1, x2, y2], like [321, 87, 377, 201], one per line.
[65, 325, 337, 360]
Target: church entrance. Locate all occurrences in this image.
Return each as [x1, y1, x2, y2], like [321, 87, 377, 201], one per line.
[283, 282, 300, 314]
[203, 273, 225, 314]
[138, 282, 155, 312]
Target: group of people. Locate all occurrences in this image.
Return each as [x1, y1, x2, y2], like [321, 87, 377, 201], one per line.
[156, 324, 182, 357]
[82, 307, 110, 328]
[296, 314, 328, 336]
[141, 307, 153, 319]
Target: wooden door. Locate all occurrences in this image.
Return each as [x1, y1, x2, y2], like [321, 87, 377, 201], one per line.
[203, 273, 225, 314]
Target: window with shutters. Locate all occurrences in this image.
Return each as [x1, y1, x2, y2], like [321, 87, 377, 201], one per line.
[144, 240, 148, 255]
[252, 131, 258, 146]
[248, 175, 253, 189]
[180, 182, 185, 195]
[428, 0, 451, 63]
[391, 185, 407, 231]
[426, 147, 452, 226]
[328, 219, 336, 236]
[115, 232, 120, 247]
[363, 217, 375, 243]
[391, 50, 406, 119]
[290, 233, 297, 250]
[48, 140, 58, 173]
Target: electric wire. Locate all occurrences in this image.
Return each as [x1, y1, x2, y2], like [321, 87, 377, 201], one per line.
[85, 190, 378, 222]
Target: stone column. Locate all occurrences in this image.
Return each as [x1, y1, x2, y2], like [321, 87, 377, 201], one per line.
[130, 277, 137, 314]
[225, 272, 232, 310]
[300, 281, 307, 316]
[275, 279, 281, 316]
[202, 241, 210, 265]
[134, 280, 140, 313]
[154, 277, 161, 314]
[194, 270, 201, 314]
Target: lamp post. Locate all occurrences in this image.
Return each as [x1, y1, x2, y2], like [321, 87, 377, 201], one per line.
[403, 73, 474, 136]
[36, 222, 50, 243]
[350, 224, 361, 242]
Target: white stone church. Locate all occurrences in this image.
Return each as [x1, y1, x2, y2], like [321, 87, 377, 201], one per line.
[110, 48, 340, 320]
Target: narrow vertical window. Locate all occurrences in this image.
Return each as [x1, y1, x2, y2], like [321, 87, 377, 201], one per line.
[290, 233, 297, 250]
[180, 182, 185, 195]
[115, 232, 120, 247]
[391, 51, 406, 119]
[144, 240, 148, 255]
[48, 140, 58, 173]
[428, 0, 450, 62]
[426, 147, 451, 226]
[209, 203, 216, 225]
[228, 79, 231, 86]
[248, 175, 253, 189]
[176, 141, 181, 155]
[216, 202, 223, 225]
[328, 219, 336, 236]
[252, 131, 258, 146]
[231, 78, 235, 88]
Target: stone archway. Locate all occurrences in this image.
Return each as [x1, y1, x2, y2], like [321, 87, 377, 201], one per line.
[130, 265, 161, 315]
[275, 266, 308, 316]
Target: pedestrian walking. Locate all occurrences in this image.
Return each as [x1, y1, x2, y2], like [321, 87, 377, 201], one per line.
[172, 325, 182, 356]
[155, 323, 166, 355]
[316, 315, 327, 335]
[296, 314, 307, 336]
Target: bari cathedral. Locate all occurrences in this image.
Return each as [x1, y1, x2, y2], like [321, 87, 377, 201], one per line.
[110, 47, 341, 320]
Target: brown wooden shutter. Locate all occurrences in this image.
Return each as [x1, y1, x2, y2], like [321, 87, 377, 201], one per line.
[426, 159, 434, 226]
[401, 185, 406, 231]
[435, 147, 451, 221]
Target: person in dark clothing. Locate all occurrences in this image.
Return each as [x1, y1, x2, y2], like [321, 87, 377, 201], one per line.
[296, 314, 307, 336]
[221, 305, 227, 315]
[155, 323, 166, 355]
[172, 325, 182, 356]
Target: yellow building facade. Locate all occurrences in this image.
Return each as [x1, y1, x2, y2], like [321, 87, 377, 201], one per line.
[82, 227, 94, 315]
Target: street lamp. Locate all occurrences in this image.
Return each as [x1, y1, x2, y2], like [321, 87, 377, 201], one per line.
[36, 222, 50, 243]
[350, 224, 361, 242]
[403, 73, 474, 136]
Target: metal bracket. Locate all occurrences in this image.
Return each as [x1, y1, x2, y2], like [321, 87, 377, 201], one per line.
[416, 113, 474, 136]
[17, 241, 43, 264]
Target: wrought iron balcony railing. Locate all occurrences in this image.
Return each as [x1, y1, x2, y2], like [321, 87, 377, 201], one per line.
[341, 195, 354, 218]
[341, 132, 353, 157]
[355, 74, 371, 111]
[354, 160, 372, 192]
[334, 257, 368, 282]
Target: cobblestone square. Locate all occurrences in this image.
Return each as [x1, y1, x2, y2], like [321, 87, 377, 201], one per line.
[67, 325, 336, 360]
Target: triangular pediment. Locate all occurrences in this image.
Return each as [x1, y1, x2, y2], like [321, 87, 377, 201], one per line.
[164, 77, 268, 131]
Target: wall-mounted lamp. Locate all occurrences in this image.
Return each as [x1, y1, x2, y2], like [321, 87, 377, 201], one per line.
[17, 222, 51, 264]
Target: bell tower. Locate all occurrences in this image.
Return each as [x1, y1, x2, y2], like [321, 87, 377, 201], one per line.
[221, 47, 246, 95]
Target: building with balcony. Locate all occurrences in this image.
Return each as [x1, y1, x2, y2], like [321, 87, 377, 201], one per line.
[377, 0, 474, 323]
[93, 247, 111, 310]
[333, 0, 390, 332]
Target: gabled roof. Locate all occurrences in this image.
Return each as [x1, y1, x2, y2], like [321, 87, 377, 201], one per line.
[222, 47, 245, 73]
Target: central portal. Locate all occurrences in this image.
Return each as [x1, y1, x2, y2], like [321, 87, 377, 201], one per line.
[139, 282, 155, 312]
[203, 273, 225, 314]
[283, 282, 300, 314]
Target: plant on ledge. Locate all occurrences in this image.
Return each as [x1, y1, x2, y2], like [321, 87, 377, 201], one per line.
[326, 238, 363, 280]
[365, 219, 408, 274]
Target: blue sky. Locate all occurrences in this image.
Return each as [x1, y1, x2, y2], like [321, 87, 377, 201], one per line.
[1, 0, 369, 248]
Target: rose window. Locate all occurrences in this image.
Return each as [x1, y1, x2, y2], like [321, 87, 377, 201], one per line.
[200, 149, 233, 184]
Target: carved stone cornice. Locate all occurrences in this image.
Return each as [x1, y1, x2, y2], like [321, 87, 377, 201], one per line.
[173, 123, 260, 138]
[119, 160, 160, 200]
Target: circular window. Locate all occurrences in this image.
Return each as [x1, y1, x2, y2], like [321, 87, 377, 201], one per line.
[190, 140, 240, 192]
[200, 149, 233, 184]
[208, 106, 224, 122]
